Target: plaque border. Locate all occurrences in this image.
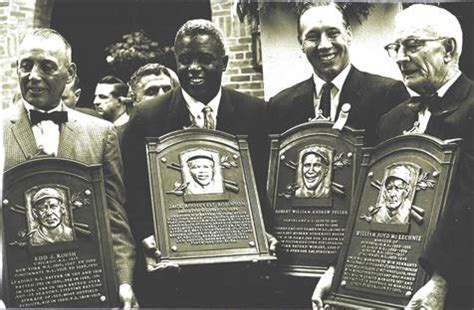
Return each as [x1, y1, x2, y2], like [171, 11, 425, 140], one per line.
[146, 129, 275, 266]
[325, 134, 460, 308]
[267, 121, 364, 277]
[1, 158, 119, 307]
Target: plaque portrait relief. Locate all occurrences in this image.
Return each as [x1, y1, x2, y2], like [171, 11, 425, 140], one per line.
[372, 164, 417, 225]
[180, 149, 224, 195]
[295, 145, 333, 199]
[26, 186, 75, 246]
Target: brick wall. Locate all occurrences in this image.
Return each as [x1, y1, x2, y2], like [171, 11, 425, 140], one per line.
[210, 0, 264, 99]
[0, 0, 53, 109]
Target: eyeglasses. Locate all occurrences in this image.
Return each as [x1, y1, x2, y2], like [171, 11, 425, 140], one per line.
[384, 38, 448, 59]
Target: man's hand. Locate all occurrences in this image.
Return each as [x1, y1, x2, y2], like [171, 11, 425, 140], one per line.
[265, 232, 278, 255]
[312, 266, 335, 310]
[405, 272, 447, 309]
[142, 235, 180, 272]
[119, 283, 139, 309]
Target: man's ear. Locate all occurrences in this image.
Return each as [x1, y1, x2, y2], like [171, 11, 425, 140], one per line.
[221, 55, 229, 72]
[345, 25, 353, 45]
[443, 38, 456, 62]
[66, 63, 77, 84]
[74, 88, 82, 101]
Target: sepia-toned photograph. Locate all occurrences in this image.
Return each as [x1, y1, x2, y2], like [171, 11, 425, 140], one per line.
[1, 0, 473, 308]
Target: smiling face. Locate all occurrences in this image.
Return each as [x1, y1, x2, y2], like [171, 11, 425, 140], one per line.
[33, 198, 65, 229]
[188, 157, 215, 187]
[134, 73, 173, 103]
[302, 153, 327, 191]
[299, 5, 351, 82]
[175, 34, 228, 103]
[17, 36, 75, 111]
[393, 26, 451, 95]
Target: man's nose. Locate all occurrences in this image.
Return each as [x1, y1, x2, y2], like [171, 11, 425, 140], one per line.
[318, 33, 332, 49]
[189, 59, 202, 72]
[29, 64, 42, 81]
[395, 47, 410, 64]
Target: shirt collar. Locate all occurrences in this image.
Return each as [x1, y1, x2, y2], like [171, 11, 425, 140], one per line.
[182, 87, 222, 117]
[406, 70, 462, 97]
[23, 99, 65, 117]
[313, 63, 352, 95]
[113, 112, 130, 126]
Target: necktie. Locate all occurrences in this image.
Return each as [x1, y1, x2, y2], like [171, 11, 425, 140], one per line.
[319, 82, 334, 119]
[30, 110, 68, 125]
[202, 106, 214, 129]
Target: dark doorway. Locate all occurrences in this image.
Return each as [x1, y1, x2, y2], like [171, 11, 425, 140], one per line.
[50, 0, 211, 108]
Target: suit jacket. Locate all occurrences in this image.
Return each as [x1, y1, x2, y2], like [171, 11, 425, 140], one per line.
[121, 86, 266, 241]
[120, 86, 270, 307]
[378, 73, 474, 307]
[3, 103, 136, 285]
[266, 65, 409, 146]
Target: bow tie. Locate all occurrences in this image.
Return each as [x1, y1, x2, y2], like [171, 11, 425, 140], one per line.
[30, 110, 68, 125]
[407, 94, 442, 114]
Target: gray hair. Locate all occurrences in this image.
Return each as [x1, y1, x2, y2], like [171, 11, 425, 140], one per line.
[20, 28, 72, 64]
[395, 4, 463, 63]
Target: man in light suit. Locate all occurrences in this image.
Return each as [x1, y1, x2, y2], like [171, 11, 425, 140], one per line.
[2, 28, 138, 308]
[121, 19, 275, 308]
[266, 2, 409, 146]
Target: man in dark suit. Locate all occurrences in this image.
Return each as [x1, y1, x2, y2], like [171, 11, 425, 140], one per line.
[121, 19, 275, 307]
[2, 28, 138, 308]
[267, 3, 409, 308]
[376, 5, 473, 309]
[266, 2, 409, 147]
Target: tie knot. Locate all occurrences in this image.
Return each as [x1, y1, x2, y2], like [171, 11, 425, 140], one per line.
[30, 110, 68, 125]
[320, 82, 334, 96]
[202, 106, 212, 113]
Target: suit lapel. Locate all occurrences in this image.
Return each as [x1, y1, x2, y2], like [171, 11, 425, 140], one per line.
[216, 88, 236, 133]
[292, 78, 316, 121]
[339, 66, 362, 117]
[57, 107, 77, 158]
[167, 88, 192, 130]
[10, 104, 38, 159]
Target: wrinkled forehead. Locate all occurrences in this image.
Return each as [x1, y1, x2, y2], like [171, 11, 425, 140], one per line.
[20, 36, 66, 54]
[139, 74, 172, 87]
[394, 19, 438, 41]
[34, 197, 62, 208]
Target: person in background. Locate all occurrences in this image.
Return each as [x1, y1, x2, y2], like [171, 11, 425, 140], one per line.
[129, 63, 179, 105]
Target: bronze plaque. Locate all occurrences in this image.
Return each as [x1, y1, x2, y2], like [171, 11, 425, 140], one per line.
[267, 122, 364, 276]
[1, 158, 118, 308]
[146, 129, 275, 266]
[325, 134, 460, 308]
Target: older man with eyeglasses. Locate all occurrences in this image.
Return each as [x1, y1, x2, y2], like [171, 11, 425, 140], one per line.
[311, 4, 474, 309]
[378, 4, 474, 309]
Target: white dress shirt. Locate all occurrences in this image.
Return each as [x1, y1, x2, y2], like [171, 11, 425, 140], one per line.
[406, 71, 461, 134]
[113, 112, 130, 126]
[182, 88, 222, 129]
[313, 64, 352, 121]
[23, 100, 65, 156]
